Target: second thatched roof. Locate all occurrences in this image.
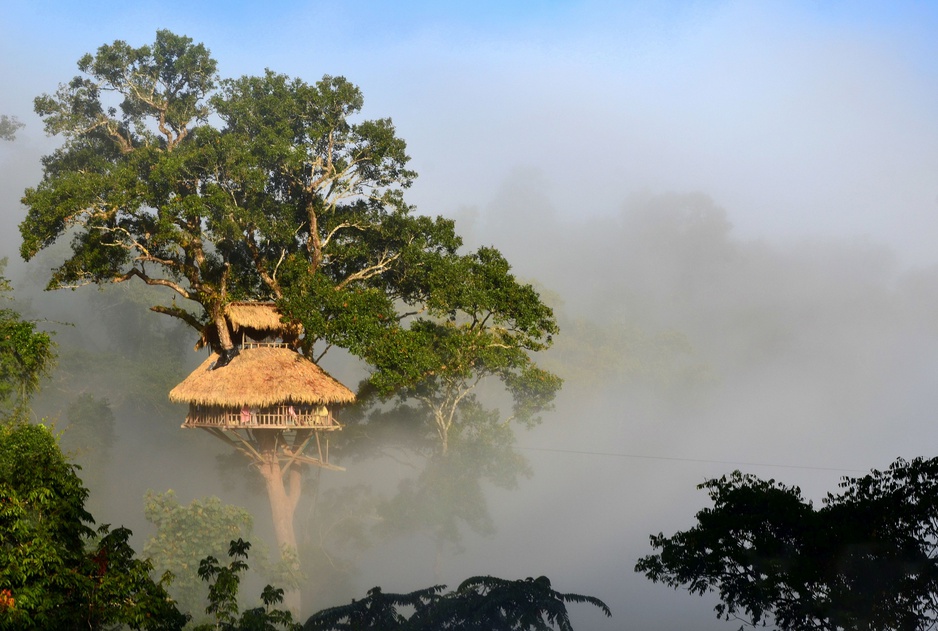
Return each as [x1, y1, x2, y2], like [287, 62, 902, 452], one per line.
[226, 302, 295, 333]
[196, 302, 303, 351]
[169, 346, 356, 407]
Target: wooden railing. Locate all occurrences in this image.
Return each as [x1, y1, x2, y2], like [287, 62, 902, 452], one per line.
[185, 403, 340, 430]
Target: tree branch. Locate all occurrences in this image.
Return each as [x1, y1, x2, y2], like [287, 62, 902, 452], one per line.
[150, 304, 204, 330]
[336, 250, 400, 290]
[114, 267, 192, 298]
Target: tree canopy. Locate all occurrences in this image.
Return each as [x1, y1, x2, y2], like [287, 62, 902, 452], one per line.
[143, 490, 254, 620]
[20, 28, 559, 443]
[635, 458, 938, 631]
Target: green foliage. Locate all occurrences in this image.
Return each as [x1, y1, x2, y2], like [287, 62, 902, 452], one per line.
[22, 31, 560, 430]
[82, 525, 189, 630]
[303, 575, 610, 631]
[358, 246, 561, 438]
[636, 457, 938, 630]
[143, 490, 254, 618]
[0, 114, 24, 141]
[0, 421, 92, 626]
[0, 421, 186, 629]
[304, 585, 444, 630]
[0, 262, 55, 412]
[193, 539, 299, 631]
[23, 30, 562, 596]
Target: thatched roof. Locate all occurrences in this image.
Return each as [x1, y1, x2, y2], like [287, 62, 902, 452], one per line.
[169, 346, 356, 407]
[226, 302, 295, 333]
[196, 302, 302, 350]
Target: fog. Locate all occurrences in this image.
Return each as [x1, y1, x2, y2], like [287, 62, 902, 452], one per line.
[3, 2, 938, 629]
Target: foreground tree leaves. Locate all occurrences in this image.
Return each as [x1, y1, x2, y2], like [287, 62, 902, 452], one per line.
[304, 575, 610, 631]
[0, 421, 187, 630]
[194, 539, 299, 631]
[636, 457, 938, 630]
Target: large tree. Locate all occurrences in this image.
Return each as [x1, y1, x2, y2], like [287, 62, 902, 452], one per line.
[19, 30, 437, 354]
[636, 458, 938, 631]
[20, 30, 560, 613]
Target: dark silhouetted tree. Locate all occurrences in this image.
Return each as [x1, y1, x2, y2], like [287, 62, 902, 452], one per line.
[636, 458, 938, 630]
[304, 575, 610, 631]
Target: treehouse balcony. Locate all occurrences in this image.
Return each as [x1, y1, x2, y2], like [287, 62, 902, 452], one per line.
[183, 403, 341, 430]
[170, 336, 356, 433]
[169, 304, 355, 472]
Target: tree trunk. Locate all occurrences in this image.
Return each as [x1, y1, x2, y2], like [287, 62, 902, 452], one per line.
[214, 309, 235, 351]
[257, 435, 303, 616]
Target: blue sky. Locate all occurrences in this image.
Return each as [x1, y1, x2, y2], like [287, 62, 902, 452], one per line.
[4, 1, 938, 267]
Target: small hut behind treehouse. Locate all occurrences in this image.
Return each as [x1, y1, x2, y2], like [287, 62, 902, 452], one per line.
[169, 302, 355, 470]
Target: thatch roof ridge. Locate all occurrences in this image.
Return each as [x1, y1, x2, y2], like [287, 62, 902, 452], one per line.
[225, 302, 288, 332]
[169, 346, 356, 407]
[196, 302, 302, 351]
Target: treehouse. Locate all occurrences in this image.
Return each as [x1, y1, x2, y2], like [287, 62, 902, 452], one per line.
[169, 302, 355, 470]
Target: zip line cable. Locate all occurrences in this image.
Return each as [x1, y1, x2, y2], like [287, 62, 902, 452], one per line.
[516, 446, 868, 474]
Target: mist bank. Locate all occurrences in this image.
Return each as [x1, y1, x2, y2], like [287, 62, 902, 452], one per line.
[6, 178, 937, 629]
[444, 180, 938, 629]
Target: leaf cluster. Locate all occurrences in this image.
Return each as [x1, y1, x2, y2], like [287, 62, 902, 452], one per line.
[0, 114, 24, 141]
[304, 575, 610, 631]
[0, 421, 186, 629]
[194, 538, 299, 631]
[636, 458, 938, 630]
[350, 246, 562, 461]
[0, 262, 55, 412]
[364, 247, 558, 397]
